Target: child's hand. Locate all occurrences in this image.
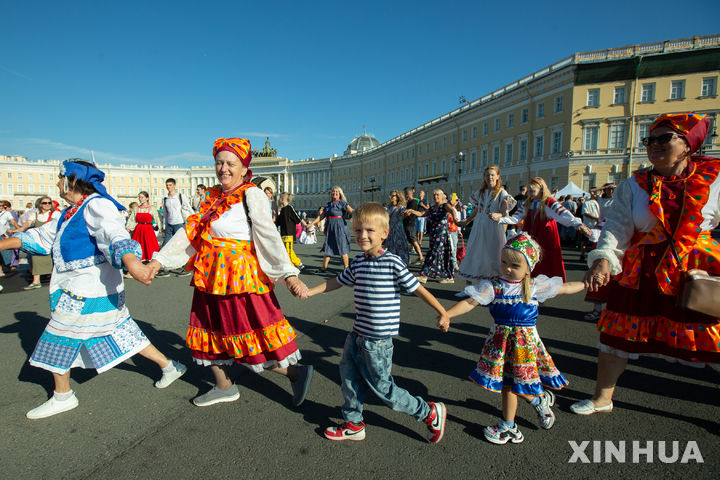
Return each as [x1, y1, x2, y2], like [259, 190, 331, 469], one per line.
[436, 313, 450, 333]
[488, 212, 502, 222]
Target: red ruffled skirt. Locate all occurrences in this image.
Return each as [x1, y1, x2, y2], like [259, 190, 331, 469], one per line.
[187, 288, 299, 367]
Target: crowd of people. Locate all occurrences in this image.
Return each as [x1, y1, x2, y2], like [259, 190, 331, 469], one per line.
[1, 112, 717, 448]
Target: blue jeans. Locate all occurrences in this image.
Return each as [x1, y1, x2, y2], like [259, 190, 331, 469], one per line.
[162, 223, 184, 248]
[339, 332, 430, 423]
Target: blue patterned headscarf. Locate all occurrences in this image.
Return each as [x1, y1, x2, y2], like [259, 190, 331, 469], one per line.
[60, 160, 125, 211]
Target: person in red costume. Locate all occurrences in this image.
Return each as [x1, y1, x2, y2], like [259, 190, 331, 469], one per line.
[490, 177, 591, 281]
[571, 112, 720, 415]
[126, 191, 161, 262]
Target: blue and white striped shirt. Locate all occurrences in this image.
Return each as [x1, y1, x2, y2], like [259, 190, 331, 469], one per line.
[337, 251, 420, 338]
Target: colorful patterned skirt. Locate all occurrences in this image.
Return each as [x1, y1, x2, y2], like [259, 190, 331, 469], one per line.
[469, 323, 568, 397]
[598, 237, 720, 364]
[187, 288, 301, 372]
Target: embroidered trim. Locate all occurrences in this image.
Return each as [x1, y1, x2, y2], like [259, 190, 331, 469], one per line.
[110, 238, 142, 269]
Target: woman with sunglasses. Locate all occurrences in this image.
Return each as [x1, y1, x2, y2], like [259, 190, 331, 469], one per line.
[384, 190, 410, 265]
[18, 197, 61, 289]
[571, 113, 720, 416]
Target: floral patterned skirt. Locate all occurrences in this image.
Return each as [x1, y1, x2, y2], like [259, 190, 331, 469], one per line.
[469, 323, 568, 397]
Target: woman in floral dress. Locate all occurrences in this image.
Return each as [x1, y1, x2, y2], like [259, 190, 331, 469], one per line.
[407, 189, 457, 284]
[384, 190, 410, 265]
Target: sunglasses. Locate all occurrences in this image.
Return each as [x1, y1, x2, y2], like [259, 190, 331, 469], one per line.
[641, 133, 683, 147]
[40, 202, 52, 205]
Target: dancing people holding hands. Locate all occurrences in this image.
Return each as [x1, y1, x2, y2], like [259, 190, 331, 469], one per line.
[303, 202, 449, 443]
[443, 233, 585, 444]
[490, 177, 591, 281]
[149, 138, 314, 407]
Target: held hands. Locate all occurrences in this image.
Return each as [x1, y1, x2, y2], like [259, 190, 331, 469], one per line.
[286, 275, 309, 299]
[124, 256, 155, 286]
[584, 258, 610, 292]
[147, 259, 163, 279]
[436, 312, 450, 333]
[488, 212, 503, 222]
[577, 224, 593, 238]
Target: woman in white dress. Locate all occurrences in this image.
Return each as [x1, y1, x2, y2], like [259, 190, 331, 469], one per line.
[457, 166, 515, 286]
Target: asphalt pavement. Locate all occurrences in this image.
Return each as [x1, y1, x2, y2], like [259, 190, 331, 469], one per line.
[0, 239, 718, 479]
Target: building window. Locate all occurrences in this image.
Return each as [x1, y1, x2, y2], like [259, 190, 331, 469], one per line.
[432, 160, 437, 175]
[462, 129, 467, 142]
[521, 108, 529, 124]
[505, 143, 513, 164]
[425, 161, 429, 176]
[426, 143, 430, 153]
[535, 135, 544, 157]
[587, 89, 600, 107]
[554, 96, 563, 113]
[584, 126, 599, 150]
[536, 103, 545, 118]
[28, 184, 35, 193]
[609, 124, 626, 149]
[442, 137, 446, 149]
[483, 122, 489, 135]
[481, 147, 488, 167]
[470, 151, 477, 170]
[637, 123, 651, 147]
[7, 184, 12, 193]
[492, 146, 500, 165]
[451, 134, 456, 145]
[494, 119, 500, 132]
[583, 173, 597, 191]
[551, 131, 562, 154]
[519, 139, 528, 161]
[669, 80, 685, 100]
[17, 173, 22, 180]
[507, 113, 515, 128]
[704, 117, 716, 145]
[471, 126, 477, 138]
[641, 83, 655, 102]
[433, 141, 438, 152]
[39, 184, 45, 193]
[614, 86, 626, 104]
[701, 77, 717, 97]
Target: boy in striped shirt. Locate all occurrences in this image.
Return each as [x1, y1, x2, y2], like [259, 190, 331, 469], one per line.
[305, 202, 450, 443]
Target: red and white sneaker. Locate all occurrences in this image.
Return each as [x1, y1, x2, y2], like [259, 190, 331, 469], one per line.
[424, 402, 447, 443]
[324, 421, 366, 441]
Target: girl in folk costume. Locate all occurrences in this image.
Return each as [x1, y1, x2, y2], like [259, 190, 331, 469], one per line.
[126, 191, 162, 261]
[0, 159, 186, 420]
[458, 166, 515, 284]
[491, 177, 591, 281]
[151, 138, 314, 407]
[443, 233, 585, 444]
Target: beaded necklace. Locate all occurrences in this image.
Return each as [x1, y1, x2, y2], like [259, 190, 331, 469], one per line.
[63, 195, 90, 220]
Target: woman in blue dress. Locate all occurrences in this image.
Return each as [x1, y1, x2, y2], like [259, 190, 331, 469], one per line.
[309, 186, 354, 273]
[384, 190, 410, 265]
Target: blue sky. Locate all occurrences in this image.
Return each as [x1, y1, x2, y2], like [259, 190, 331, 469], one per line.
[1, 1, 718, 167]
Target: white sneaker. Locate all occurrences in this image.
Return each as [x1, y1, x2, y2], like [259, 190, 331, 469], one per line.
[193, 385, 240, 407]
[155, 361, 187, 389]
[26, 393, 79, 420]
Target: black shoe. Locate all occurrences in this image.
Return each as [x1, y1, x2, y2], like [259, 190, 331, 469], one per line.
[313, 268, 327, 274]
[174, 268, 192, 277]
[155, 270, 171, 278]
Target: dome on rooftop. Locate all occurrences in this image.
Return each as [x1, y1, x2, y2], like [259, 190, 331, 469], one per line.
[344, 132, 380, 156]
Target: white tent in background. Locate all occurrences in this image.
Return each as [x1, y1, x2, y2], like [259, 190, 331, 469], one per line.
[554, 181, 588, 198]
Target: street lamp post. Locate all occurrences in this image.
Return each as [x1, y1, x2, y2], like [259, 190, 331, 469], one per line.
[457, 151, 465, 201]
[369, 176, 376, 202]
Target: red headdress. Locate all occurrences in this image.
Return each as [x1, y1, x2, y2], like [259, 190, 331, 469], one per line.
[649, 112, 710, 154]
[212, 138, 252, 180]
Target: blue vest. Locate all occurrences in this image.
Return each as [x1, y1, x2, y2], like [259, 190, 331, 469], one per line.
[52, 196, 105, 273]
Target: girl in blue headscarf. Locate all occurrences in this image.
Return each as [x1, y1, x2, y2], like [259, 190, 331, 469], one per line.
[0, 159, 186, 420]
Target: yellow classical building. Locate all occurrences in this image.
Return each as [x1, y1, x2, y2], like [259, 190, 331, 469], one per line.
[2, 35, 718, 213]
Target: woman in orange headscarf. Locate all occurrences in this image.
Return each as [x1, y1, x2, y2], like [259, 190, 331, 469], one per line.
[571, 113, 720, 415]
[150, 138, 314, 408]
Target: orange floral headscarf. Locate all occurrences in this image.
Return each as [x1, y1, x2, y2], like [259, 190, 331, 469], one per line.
[213, 137, 252, 179]
[650, 112, 710, 154]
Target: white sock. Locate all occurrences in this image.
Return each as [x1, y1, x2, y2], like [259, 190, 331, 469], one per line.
[54, 390, 74, 401]
[161, 360, 176, 373]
